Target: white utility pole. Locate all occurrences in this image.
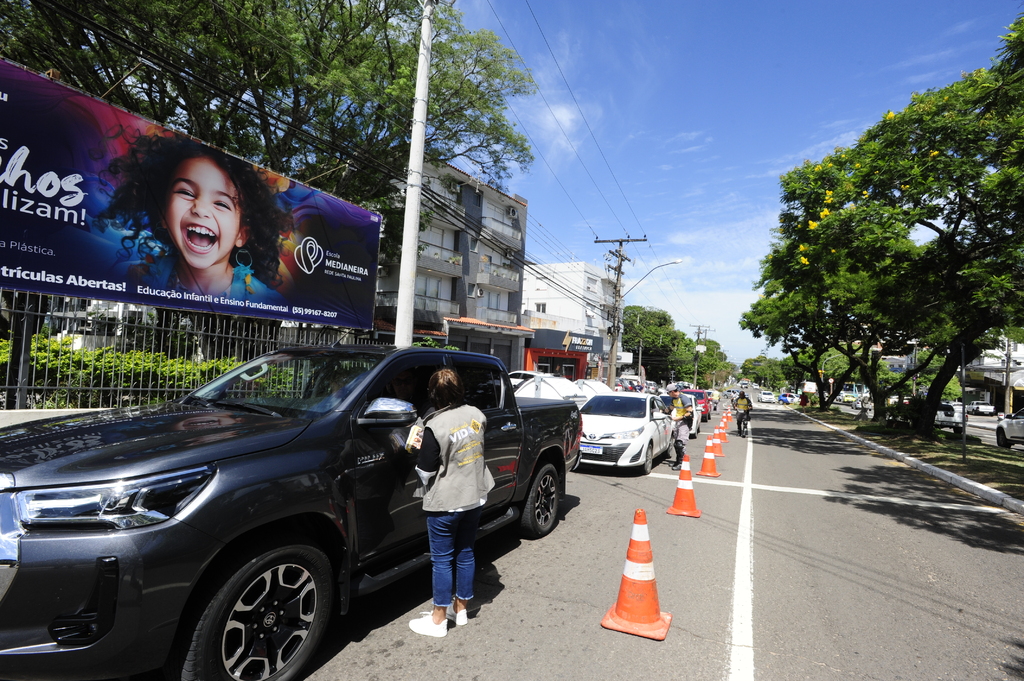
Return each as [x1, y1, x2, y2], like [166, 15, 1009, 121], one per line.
[394, 0, 436, 347]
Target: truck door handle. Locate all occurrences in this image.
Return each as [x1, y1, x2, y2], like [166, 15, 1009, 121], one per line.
[501, 422, 518, 431]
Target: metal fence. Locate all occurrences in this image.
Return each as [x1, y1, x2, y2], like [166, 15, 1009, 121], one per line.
[0, 289, 369, 410]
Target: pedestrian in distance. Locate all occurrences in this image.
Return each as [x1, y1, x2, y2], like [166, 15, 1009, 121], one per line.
[799, 392, 809, 408]
[408, 368, 495, 637]
[667, 384, 695, 471]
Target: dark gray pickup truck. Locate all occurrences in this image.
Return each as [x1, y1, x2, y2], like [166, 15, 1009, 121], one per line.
[0, 346, 581, 681]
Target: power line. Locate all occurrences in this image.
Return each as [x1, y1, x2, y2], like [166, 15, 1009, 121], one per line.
[520, 0, 647, 240]
[483, 0, 634, 238]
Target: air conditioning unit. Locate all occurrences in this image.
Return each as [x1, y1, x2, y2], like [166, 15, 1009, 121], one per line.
[507, 207, 518, 218]
[476, 287, 486, 298]
[377, 266, 390, 278]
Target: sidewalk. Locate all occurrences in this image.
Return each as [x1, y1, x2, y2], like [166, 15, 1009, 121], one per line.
[793, 408, 1024, 516]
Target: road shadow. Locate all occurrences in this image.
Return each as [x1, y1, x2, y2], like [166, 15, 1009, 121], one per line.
[303, 525, 521, 677]
[750, 409, 865, 457]
[759, 408, 1024, 555]
[1003, 638, 1024, 679]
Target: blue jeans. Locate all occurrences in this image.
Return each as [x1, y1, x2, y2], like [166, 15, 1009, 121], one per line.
[426, 505, 483, 607]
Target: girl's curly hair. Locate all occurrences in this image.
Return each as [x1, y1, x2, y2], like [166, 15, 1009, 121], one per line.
[100, 131, 291, 288]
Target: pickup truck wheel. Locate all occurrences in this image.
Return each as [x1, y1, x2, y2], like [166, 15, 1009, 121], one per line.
[167, 538, 333, 681]
[997, 429, 1011, 448]
[952, 426, 963, 435]
[520, 463, 560, 539]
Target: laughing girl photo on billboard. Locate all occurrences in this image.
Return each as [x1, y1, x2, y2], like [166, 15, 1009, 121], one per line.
[100, 130, 291, 304]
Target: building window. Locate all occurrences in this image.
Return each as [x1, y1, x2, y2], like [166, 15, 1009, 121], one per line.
[535, 303, 546, 313]
[415, 275, 441, 298]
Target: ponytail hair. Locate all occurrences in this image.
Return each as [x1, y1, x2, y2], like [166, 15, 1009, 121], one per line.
[428, 368, 464, 409]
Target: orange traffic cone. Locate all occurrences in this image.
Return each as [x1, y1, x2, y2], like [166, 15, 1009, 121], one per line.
[667, 455, 701, 518]
[718, 420, 730, 444]
[695, 436, 721, 477]
[712, 427, 724, 457]
[601, 509, 673, 640]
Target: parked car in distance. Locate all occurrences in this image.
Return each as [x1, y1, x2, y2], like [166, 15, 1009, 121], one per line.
[578, 394, 674, 475]
[758, 390, 777, 403]
[778, 393, 798, 404]
[996, 409, 1024, 448]
[969, 401, 997, 416]
[935, 402, 968, 434]
[681, 389, 711, 421]
[576, 378, 615, 399]
[513, 373, 589, 406]
[659, 393, 701, 437]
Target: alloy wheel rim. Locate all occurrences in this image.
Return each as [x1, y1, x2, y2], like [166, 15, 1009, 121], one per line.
[533, 473, 557, 527]
[221, 564, 317, 680]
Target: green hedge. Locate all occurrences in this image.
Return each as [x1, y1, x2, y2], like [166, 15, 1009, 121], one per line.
[0, 336, 242, 408]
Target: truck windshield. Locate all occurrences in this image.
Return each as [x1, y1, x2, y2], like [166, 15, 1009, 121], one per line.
[186, 350, 386, 418]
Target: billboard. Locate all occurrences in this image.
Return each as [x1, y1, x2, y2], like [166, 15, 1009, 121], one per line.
[0, 60, 381, 328]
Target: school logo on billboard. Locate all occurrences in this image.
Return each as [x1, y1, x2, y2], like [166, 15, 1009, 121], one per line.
[296, 236, 324, 274]
[0, 59, 381, 328]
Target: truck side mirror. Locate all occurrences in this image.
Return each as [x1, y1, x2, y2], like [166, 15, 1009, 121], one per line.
[358, 397, 418, 427]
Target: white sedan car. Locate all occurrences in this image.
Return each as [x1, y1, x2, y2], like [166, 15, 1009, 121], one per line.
[759, 390, 777, 403]
[578, 394, 674, 475]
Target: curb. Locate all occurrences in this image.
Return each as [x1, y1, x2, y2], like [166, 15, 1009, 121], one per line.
[793, 409, 1024, 516]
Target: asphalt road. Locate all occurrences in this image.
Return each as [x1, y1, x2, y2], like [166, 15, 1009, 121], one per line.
[123, 404, 1024, 681]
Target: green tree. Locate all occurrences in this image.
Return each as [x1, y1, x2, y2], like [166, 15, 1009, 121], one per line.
[744, 17, 1024, 432]
[739, 356, 785, 390]
[621, 305, 687, 383]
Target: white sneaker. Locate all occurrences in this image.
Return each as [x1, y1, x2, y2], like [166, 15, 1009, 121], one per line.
[409, 613, 447, 637]
[446, 604, 468, 626]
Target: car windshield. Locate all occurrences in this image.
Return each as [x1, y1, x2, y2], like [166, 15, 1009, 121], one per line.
[187, 349, 386, 419]
[581, 396, 647, 418]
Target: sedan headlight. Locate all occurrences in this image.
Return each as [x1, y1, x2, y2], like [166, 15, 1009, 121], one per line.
[607, 429, 643, 440]
[16, 467, 214, 529]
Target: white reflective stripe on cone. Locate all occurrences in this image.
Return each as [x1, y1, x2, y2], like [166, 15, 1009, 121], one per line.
[676, 479, 693, 490]
[622, 559, 656, 581]
[630, 522, 650, 542]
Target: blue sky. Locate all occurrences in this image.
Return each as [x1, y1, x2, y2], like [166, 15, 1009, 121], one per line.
[452, 0, 1017, 366]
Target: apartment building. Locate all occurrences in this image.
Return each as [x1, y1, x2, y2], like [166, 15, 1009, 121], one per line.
[372, 164, 532, 370]
[520, 261, 614, 379]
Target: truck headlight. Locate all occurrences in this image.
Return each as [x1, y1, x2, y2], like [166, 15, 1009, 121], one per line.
[15, 467, 214, 529]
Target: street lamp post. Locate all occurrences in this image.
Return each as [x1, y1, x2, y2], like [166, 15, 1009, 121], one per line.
[606, 259, 683, 389]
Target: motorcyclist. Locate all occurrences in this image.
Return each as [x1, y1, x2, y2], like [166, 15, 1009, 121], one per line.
[734, 390, 752, 435]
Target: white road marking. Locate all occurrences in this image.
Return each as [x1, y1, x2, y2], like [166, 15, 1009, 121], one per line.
[729, 424, 755, 680]
[648, 474, 1008, 514]
[646, 415, 1008, 681]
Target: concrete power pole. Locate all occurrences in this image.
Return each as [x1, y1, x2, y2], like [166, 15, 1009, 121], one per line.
[691, 324, 712, 386]
[597, 238, 647, 388]
[394, 0, 436, 348]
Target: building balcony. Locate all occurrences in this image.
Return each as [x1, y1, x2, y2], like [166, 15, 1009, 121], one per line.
[417, 244, 463, 277]
[375, 291, 459, 325]
[475, 262, 520, 291]
[482, 308, 519, 325]
[480, 216, 522, 249]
